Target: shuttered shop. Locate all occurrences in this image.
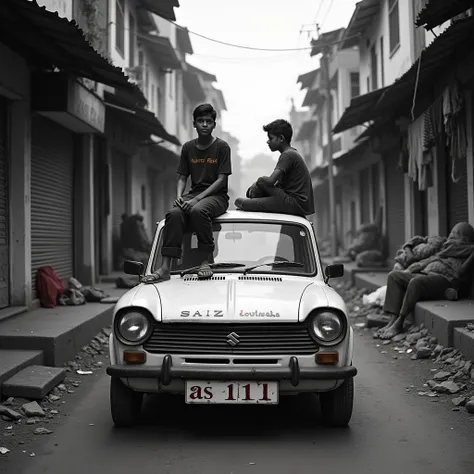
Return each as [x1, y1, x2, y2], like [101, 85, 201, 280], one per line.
[0, 97, 10, 309]
[31, 116, 74, 296]
[446, 158, 469, 231]
[385, 155, 406, 260]
[111, 150, 129, 270]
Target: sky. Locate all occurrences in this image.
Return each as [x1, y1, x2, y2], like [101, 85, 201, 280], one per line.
[175, 0, 358, 161]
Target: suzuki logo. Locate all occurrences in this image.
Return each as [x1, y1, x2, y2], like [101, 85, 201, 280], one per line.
[226, 332, 240, 346]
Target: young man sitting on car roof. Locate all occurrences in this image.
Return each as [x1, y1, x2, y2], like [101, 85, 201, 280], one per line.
[234, 119, 315, 218]
[142, 103, 232, 282]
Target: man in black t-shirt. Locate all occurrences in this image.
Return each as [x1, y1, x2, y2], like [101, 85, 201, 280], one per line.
[235, 119, 314, 217]
[143, 104, 232, 282]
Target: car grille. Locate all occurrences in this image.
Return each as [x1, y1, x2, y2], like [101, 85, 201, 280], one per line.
[143, 323, 319, 355]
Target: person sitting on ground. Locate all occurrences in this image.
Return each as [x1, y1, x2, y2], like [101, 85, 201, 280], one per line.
[142, 103, 232, 282]
[376, 222, 474, 340]
[234, 119, 315, 217]
[393, 234, 446, 271]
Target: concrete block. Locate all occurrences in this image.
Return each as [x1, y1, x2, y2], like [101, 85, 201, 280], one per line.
[354, 272, 388, 292]
[0, 303, 116, 367]
[2, 365, 66, 399]
[414, 300, 474, 347]
[453, 328, 474, 362]
[0, 349, 44, 389]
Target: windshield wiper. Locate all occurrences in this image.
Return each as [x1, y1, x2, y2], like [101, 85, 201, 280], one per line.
[243, 261, 304, 275]
[180, 262, 246, 277]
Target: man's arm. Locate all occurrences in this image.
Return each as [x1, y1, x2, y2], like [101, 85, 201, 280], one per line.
[460, 249, 474, 277]
[257, 168, 284, 188]
[176, 175, 187, 198]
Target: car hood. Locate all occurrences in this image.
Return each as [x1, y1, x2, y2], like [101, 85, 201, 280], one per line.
[152, 276, 326, 322]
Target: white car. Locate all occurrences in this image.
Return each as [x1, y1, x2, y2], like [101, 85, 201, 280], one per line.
[106, 211, 357, 428]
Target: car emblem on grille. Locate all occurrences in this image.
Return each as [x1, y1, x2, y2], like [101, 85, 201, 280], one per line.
[226, 332, 240, 346]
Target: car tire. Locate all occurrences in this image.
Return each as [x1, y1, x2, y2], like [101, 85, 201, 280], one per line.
[110, 377, 143, 428]
[319, 378, 354, 427]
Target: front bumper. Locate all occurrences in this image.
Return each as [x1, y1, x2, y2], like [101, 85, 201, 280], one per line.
[106, 355, 357, 387]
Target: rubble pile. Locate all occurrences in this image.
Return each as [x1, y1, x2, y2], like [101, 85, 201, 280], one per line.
[335, 282, 474, 416]
[0, 326, 111, 456]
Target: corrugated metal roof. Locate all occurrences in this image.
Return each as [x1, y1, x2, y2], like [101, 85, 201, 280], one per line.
[334, 139, 370, 167]
[415, 0, 473, 29]
[297, 69, 320, 90]
[332, 87, 389, 133]
[104, 91, 181, 146]
[295, 120, 317, 141]
[139, 34, 182, 69]
[137, 0, 179, 22]
[0, 0, 144, 102]
[339, 0, 381, 50]
[302, 89, 323, 107]
[310, 28, 345, 56]
[334, 16, 474, 133]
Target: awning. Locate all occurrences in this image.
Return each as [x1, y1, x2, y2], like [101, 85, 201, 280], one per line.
[104, 91, 180, 146]
[376, 16, 474, 113]
[211, 87, 227, 111]
[415, 0, 473, 30]
[186, 64, 217, 83]
[0, 0, 143, 101]
[177, 27, 193, 55]
[310, 28, 345, 56]
[137, 0, 179, 21]
[339, 0, 381, 50]
[183, 70, 206, 102]
[334, 139, 370, 168]
[302, 89, 324, 107]
[332, 87, 389, 133]
[297, 69, 319, 90]
[295, 120, 317, 141]
[139, 34, 181, 69]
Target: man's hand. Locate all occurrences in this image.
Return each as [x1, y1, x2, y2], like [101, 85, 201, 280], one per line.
[181, 197, 200, 214]
[174, 197, 184, 208]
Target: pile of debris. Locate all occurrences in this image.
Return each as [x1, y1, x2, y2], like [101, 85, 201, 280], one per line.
[0, 326, 111, 456]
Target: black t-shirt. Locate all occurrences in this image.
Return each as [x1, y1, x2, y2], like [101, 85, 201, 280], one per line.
[177, 137, 232, 197]
[275, 147, 315, 215]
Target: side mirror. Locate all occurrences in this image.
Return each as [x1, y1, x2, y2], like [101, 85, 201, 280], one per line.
[123, 260, 145, 276]
[325, 263, 344, 279]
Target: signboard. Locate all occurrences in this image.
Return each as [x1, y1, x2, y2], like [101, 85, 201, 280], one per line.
[69, 82, 106, 133]
[34, 0, 73, 20]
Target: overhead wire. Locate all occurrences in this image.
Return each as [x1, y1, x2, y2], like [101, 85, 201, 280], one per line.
[320, 0, 336, 29]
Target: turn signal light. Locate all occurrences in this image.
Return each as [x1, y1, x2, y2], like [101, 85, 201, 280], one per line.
[123, 351, 146, 364]
[316, 352, 339, 365]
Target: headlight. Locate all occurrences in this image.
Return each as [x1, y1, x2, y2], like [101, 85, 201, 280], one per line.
[310, 311, 344, 344]
[116, 311, 151, 345]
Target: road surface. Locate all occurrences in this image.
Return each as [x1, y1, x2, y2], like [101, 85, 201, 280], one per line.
[3, 331, 474, 474]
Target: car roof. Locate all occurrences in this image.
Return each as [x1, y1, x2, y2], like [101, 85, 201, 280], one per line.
[156, 210, 312, 226]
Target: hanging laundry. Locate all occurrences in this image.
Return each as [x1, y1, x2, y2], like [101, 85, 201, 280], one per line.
[407, 114, 424, 186]
[443, 81, 468, 183]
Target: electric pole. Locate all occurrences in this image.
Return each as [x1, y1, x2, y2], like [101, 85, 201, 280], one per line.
[318, 27, 338, 259]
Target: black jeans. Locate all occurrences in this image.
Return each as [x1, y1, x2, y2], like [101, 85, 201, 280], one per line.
[383, 270, 452, 318]
[240, 179, 305, 216]
[161, 193, 228, 259]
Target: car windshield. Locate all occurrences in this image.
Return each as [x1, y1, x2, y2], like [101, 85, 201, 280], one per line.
[151, 221, 317, 276]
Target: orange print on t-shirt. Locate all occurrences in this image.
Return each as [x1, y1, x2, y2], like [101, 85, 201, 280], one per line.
[190, 158, 217, 164]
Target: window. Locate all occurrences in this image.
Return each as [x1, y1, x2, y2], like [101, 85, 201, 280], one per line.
[152, 222, 316, 276]
[115, 0, 125, 56]
[129, 13, 136, 66]
[151, 85, 155, 113]
[380, 36, 385, 86]
[350, 72, 360, 98]
[168, 71, 174, 99]
[389, 0, 400, 53]
[366, 76, 370, 93]
[370, 45, 378, 90]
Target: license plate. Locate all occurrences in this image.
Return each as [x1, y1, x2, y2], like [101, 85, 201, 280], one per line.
[185, 381, 279, 405]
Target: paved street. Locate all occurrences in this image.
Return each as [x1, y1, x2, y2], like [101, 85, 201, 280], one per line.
[2, 330, 474, 474]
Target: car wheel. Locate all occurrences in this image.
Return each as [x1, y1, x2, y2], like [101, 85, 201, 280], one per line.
[319, 378, 354, 428]
[110, 377, 143, 428]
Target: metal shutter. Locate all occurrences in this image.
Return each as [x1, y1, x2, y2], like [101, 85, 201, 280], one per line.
[385, 155, 406, 260]
[0, 97, 10, 309]
[31, 116, 74, 296]
[447, 159, 469, 231]
[112, 150, 128, 270]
